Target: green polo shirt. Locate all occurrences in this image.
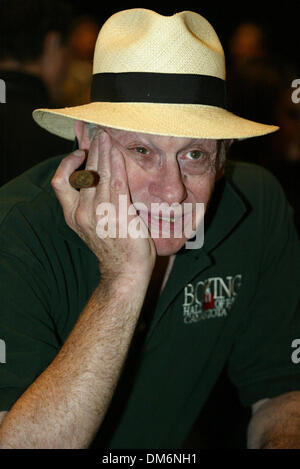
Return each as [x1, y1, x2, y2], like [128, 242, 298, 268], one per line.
[0, 155, 299, 449]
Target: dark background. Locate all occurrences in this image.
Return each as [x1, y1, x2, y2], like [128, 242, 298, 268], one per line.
[64, 0, 299, 65]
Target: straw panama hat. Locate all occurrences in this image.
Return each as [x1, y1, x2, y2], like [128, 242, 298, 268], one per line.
[33, 8, 279, 140]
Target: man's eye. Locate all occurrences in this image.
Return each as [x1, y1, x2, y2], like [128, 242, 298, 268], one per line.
[185, 150, 204, 160]
[131, 147, 150, 155]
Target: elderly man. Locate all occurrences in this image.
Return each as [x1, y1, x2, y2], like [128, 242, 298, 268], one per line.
[0, 9, 299, 449]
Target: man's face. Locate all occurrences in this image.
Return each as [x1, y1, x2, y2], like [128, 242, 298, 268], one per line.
[85, 125, 223, 256]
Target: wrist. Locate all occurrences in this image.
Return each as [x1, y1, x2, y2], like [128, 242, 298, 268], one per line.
[98, 262, 153, 287]
[95, 270, 151, 302]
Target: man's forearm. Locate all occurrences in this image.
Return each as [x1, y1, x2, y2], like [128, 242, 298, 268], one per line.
[0, 275, 149, 449]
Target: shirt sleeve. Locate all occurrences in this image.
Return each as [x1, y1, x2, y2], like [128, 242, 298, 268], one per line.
[0, 248, 60, 411]
[227, 173, 300, 407]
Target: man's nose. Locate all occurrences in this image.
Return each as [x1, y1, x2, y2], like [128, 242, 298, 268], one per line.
[148, 160, 187, 204]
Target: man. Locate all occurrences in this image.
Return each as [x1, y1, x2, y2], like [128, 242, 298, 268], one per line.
[0, 9, 299, 449]
[0, 0, 73, 186]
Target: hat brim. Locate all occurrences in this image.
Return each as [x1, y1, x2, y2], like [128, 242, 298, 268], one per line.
[33, 102, 279, 141]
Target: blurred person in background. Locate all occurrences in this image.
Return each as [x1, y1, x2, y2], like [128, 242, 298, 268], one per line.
[228, 22, 267, 68]
[261, 78, 300, 233]
[226, 22, 282, 165]
[55, 15, 99, 107]
[226, 21, 300, 234]
[0, 0, 74, 187]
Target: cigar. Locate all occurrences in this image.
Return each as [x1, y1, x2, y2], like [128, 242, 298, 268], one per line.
[69, 170, 100, 189]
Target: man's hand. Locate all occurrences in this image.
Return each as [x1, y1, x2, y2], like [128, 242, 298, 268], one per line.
[51, 129, 156, 281]
[248, 391, 300, 449]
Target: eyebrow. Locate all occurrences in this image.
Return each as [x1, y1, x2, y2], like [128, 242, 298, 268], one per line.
[105, 128, 218, 154]
[127, 134, 213, 147]
[142, 138, 218, 154]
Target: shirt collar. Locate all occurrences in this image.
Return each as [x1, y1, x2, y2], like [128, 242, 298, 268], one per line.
[145, 166, 250, 340]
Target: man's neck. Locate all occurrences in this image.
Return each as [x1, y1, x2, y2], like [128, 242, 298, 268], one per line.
[159, 255, 176, 293]
[136, 255, 176, 336]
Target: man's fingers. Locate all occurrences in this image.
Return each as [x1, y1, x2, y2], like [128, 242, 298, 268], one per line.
[110, 145, 131, 207]
[78, 130, 113, 218]
[76, 129, 104, 206]
[51, 150, 86, 225]
[85, 129, 102, 172]
[78, 131, 103, 208]
[93, 131, 113, 202]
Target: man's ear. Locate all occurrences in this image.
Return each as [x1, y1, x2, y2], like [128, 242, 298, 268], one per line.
[74, 120, 91, 150]
[226, 139, 234, 152]
[216, 165, 225, 181]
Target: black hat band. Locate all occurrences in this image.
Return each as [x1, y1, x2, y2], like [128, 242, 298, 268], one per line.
[90, 72, 228, 109]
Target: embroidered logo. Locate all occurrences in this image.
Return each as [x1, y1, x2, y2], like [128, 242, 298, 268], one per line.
[182, 275, 242, 323]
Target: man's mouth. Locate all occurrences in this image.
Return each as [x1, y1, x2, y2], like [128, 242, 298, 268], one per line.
[150, 214, 176, 223]
[135, 207, 194, 239]
[137, 210, 181, 224]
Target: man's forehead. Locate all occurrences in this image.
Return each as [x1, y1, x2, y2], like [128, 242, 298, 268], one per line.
[88, 123, 218, 149]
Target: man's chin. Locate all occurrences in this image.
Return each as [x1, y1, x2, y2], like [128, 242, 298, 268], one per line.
[153, 236, 187, 256]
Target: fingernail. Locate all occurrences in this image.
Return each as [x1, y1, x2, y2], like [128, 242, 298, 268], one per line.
[73, 149, 85, 157]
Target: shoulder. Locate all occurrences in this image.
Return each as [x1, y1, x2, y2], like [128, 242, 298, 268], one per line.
[225, 160, 284, 193]
[0, 154, 66, 222]
[224, 160, 287, 213]
[0, 155, 67, 251]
